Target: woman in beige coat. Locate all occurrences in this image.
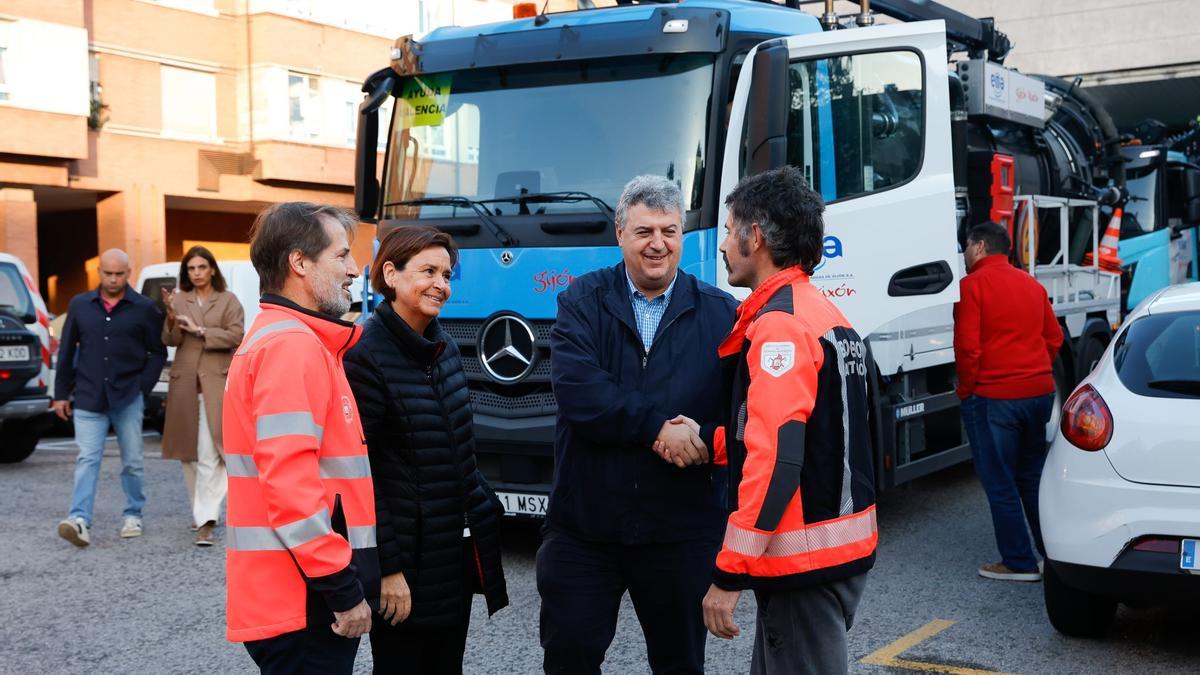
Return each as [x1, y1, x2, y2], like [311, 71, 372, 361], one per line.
[161, 246, 244, 546]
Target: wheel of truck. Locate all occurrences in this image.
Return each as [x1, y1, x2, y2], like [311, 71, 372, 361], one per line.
[1043, 562, 1117, 638]
[1076, 336, 1108, 382]
[0, 418, 40, 463]
[1046, 355, 1071, 443]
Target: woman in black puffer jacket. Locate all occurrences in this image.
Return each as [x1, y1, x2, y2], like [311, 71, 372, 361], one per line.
[344, 226, 507, 675]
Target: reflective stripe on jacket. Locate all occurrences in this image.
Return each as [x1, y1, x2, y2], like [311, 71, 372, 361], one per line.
[709, 266, 876, 591]
[223, 296, 379, 642]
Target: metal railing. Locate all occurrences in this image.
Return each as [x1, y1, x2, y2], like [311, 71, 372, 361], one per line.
[1013, 194, 1121, 317]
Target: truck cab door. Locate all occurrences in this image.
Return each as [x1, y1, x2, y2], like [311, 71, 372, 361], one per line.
[719, 22, 960, 337]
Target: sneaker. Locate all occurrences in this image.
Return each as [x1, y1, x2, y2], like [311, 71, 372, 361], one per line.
[119, 516, 143, 539]
[195, 521, 215, 547]
[978, 562, 1041, 582]
[57, 517, 90, 547]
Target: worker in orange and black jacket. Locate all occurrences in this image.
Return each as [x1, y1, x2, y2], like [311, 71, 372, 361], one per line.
[660, 167, 876, 675]
[224, 203, 379, 674]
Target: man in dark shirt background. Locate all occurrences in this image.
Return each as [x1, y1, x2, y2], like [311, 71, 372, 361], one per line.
[54, 248, 166, 547]
[955, 223, 1064, 582]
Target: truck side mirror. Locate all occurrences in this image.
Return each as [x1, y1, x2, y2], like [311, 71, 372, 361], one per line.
[355, 68, 397, 223]
[745, 40, 790, 176]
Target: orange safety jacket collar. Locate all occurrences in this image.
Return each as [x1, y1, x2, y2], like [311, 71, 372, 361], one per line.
[718, 266, 810, 358]
[259, 293, 362, 357]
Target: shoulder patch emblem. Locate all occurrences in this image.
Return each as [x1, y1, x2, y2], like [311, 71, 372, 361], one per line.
[761, 341, 795, 378]
[341, 395, 354, 423]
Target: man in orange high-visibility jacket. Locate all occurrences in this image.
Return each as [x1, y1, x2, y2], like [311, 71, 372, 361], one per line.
[664, 167, 876, 675]
[224, 202, 379, 674]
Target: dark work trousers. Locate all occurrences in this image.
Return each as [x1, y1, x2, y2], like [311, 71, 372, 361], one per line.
[537, 527, 720, 675]
[369, 538, 476, 675]
[960, 393, 1054, 573]
[244, 624, 360, 675]
[750, 573, 867, 675]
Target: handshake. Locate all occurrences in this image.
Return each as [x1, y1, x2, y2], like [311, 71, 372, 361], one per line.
[653, 415, 709, 468]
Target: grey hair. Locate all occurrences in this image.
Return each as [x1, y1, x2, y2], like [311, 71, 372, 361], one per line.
[614, 175, 684, 229]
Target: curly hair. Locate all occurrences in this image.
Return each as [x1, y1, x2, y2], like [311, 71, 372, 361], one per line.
[724, 166, 826, 275]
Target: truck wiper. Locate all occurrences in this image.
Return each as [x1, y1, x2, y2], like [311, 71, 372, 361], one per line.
[481, 191, 615, 227]
[392, 197, 517, 247]
[1146, 379, 1200, 396]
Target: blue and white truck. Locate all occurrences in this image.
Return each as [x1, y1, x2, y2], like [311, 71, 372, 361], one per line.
[1115, 123, 1200, 311]
[353, 0, 1124, 515]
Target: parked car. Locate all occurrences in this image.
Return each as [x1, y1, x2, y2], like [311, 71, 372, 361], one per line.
[1040, 282, 1200, 637]
[0, 253, 52, 463]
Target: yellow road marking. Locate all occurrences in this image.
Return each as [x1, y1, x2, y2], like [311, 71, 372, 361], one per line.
[860, 619, 1014, 675]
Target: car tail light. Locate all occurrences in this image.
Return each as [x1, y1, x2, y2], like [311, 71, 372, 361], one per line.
[1060, 385, 1113, 451]
[1131, 536, 1179, 554]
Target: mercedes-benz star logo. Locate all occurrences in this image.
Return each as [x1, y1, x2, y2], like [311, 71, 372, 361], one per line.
[478, 314, 536, 383]
[500, 250, 514, 265]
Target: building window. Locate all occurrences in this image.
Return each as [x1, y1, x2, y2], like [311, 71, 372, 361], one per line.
[144, 0, 217, 14]
[289, 72, 320, 140]
[89, 53, 109, 130]
[345, 99, 357, 146]
[0, 21, 11, 102]
[160, 65, 217, 139]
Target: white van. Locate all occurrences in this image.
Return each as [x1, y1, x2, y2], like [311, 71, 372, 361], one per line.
[135, 261, 367, 426]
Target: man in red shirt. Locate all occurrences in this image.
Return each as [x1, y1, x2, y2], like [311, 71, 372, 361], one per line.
[955, 222, 1063, 582]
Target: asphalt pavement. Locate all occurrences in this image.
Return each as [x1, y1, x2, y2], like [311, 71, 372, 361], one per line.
[1, 433, 1196, 674]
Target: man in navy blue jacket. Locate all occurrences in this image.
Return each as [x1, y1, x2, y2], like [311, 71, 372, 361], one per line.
[539, 176, 737, 674]
[53, 249, 166, 547]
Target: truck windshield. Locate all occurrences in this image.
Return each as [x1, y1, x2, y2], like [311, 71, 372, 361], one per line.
[1122, 165, 1157, 236]
[381, 54, 713, 225]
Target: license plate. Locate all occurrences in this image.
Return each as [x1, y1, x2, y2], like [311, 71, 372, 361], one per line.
[1182, 539, 1198, 571]
[496, 491, 548, 517]
[0, 345, 29, 362]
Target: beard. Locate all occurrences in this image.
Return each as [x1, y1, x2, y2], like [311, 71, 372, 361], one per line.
[314, 274, 351, 318]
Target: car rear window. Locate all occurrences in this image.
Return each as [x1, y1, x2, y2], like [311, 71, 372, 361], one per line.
[140, 276, 177, 316]
[1112, 310, 1200, 399]
[0, 263, 34, 321]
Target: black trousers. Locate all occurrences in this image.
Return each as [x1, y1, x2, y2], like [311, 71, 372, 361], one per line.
[244, 623, 359, 675]
[370, 538, 476, 675]
[536, 527, 721, 675]
[370, 612, 471, 675]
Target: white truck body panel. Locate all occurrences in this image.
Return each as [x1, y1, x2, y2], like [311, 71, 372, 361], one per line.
[718, 21, 962, 339]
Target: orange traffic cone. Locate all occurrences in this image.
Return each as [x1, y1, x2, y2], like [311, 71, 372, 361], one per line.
[1084, 207, 1123, 272]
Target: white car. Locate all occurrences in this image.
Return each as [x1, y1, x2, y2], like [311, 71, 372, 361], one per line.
[1040, 282, 1200, 637]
